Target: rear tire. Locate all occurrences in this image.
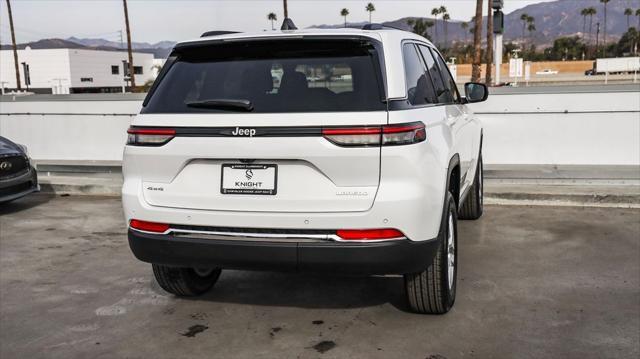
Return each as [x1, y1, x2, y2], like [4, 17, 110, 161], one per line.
[152, 264, 221, 296]
[459, 155, 483, 220]
[404, 193, 458, 314]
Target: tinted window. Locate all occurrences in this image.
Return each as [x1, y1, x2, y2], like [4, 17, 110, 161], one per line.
[417, 45, 452, 104]
[133, 66, 143, 75]
[431, 50, 460, 103]
[111, 65, 119, 75]
[143, 39, 385, 114]
[402, 43, 436, 106]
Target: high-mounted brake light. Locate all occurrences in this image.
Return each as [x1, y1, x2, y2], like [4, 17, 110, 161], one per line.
[336, 228, 405, 241]
[129, 219, 170, 233]
[322, 122, 425, 147]
[127, 127, 175, 146]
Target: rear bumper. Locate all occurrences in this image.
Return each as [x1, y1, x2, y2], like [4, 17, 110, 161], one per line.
[128, 229, 440, 275]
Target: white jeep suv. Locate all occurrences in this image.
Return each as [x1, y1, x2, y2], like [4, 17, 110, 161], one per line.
[123, 25, 486, 314]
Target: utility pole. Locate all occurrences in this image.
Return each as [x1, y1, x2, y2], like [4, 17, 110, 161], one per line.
[123, 0, 136, 89]
[5, 0, 22, 91]
[283, 0, 288, 18]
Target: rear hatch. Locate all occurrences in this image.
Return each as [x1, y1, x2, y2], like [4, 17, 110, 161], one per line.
[130, 36, 387, 213]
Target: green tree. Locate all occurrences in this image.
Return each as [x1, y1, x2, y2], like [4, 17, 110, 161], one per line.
[267, 12, 277, 30]
[600, 0, 610, 56]
[624, 8, 633, 29]
[340, 8, 349, 28]
[637, 9, 640, 29]
[546, 36, 586, 61]
[366, 3, 375, 23]
[616, 27, 639, 55]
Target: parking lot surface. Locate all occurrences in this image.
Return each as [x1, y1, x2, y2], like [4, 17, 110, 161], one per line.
[1, 194, 638, 359]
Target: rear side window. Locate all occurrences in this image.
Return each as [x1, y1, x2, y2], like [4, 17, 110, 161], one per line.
[142, 39, 385, 114]
[417, 45, 452, 104]
[402, 44, 436, 106]
[431, 49, 460, 103]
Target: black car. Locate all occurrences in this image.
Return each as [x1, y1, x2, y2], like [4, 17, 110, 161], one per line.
[0, 136, 39, 203]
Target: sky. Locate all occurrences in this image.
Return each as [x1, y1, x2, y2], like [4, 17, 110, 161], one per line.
[0, 0, 557, 44]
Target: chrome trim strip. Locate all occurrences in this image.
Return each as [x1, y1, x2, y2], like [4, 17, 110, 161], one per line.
[130, 227, 406, 243]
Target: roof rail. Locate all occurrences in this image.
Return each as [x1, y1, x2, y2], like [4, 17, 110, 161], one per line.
[200, 31, 240, 38]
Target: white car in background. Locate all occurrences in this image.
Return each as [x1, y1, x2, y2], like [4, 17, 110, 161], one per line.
[536, 69, 559, 75]
[122, 25, 486, 314]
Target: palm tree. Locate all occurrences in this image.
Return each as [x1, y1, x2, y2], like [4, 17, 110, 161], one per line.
[407, 18, 434, 40]
[527, 18, 536, 46]
[366, 3, 375, 23]
[637, 9, 640, 29]
[123, 0, 135, 89]
[485, 0, 493, 85]
[268, 12, 277, 30]
[442, 13, 450, 46]
[624, 8, 633, 29]
[5, 0, 21, 90]
[471, 0, 483, 82]
[461, 22, 469, 43]
[431, 8, 440, 44]
[580, 8, 588, 40]
[520, 13, 529, 44]
[439, 4, 447, 45]
[586, 7, 597, 50]
[600, 0, 610, 56]
[340, 8, 349, 28]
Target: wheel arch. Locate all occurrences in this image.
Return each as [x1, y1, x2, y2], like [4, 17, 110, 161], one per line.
[446, 154, 461, 208]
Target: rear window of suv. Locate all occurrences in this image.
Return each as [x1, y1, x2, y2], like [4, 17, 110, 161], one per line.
[142, 39, 386, 114]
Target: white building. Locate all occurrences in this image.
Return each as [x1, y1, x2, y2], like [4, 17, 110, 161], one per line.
[0, 47, 155, 94]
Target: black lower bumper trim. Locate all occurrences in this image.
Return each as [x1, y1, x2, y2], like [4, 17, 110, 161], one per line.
[128, 230, 440, 275]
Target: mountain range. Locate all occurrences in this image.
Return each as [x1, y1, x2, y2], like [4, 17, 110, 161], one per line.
[1, 0, 638, 57]
[313, 0, 639, 47]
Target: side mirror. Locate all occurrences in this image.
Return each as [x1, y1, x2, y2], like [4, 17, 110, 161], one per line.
[464, 82, 488, 103]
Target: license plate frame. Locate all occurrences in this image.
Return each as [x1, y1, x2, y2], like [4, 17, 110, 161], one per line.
[220, 164, 278, 195]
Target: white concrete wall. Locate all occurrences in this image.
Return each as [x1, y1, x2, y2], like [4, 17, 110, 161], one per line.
[0, 97, 139, 161]
[0, 49, 71, 90]
[0, 48, 155, 91]
[68, 49, 154, 88]
[469, 89, 640, 166]
[0, 87, 639, 166]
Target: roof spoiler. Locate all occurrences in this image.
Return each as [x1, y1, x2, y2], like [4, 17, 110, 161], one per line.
[362, 23, 404, 31]
[281, 18, 298, 30]
[200, 30, 240, 38]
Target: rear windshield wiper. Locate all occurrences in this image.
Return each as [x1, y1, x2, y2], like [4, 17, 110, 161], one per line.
[185, 99, 254, 112]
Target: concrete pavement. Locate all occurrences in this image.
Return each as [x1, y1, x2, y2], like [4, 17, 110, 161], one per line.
[0, 194, 638, 358]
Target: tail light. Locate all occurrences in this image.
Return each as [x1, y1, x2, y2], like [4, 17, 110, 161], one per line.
[336, 228, 405, 241]
[127, 127, 175, 146]
[129, 219, 170, 233]
[322, 122, 425, 147]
